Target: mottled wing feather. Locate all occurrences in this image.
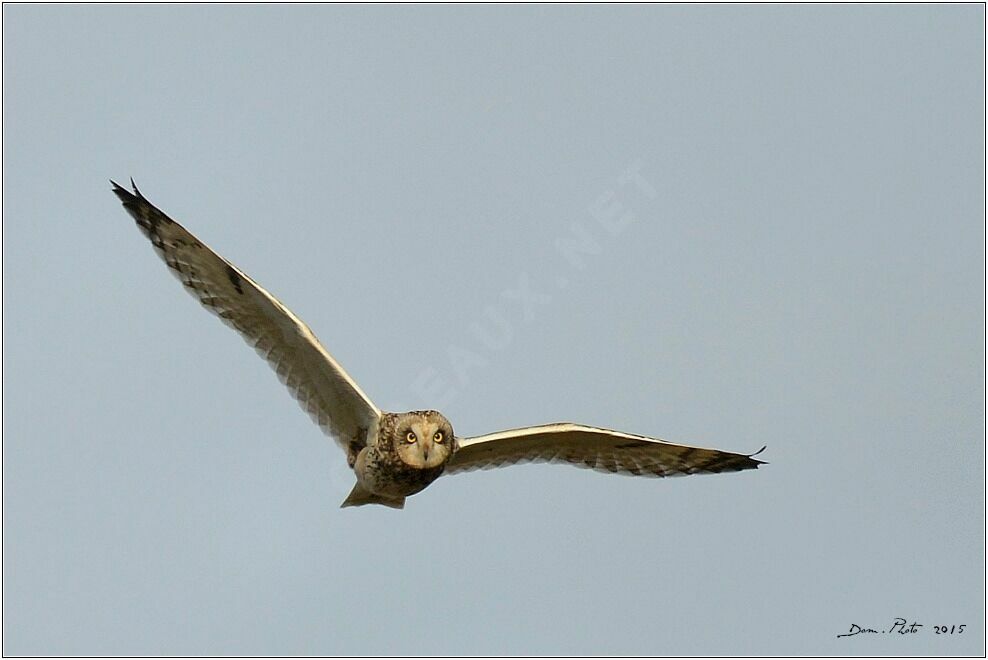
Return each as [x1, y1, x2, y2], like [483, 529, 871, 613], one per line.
[447, 423, 764, 477]
[112, 180, 381, 453]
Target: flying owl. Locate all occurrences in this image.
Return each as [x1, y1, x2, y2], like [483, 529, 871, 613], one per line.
[112, 180, 766, 509]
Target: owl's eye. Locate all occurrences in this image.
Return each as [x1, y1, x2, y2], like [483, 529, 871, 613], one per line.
[405, 431, 417, 443]
[434, 431, 445, 443]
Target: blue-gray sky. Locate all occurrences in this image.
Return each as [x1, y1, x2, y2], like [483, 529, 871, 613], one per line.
[3, 4, 984, 655]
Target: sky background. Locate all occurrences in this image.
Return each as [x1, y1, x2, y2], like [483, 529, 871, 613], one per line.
[3, 4, 985, 656]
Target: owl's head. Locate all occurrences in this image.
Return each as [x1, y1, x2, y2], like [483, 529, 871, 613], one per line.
[391, 410, 455, 469]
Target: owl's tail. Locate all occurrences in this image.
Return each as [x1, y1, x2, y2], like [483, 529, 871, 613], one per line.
[340, 483, 406, 510]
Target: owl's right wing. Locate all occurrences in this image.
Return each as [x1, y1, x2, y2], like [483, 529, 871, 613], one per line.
[112, 180, 381, 453]
[446, 423, 765, 477]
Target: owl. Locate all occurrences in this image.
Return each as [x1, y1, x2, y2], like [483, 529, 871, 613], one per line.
[113, 180, 766, 509]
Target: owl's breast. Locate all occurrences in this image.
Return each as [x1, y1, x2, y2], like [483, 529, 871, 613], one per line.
[357, 447, 447, 498]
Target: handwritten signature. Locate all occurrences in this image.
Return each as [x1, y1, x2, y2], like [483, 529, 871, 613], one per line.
[837, 618, 966, 638]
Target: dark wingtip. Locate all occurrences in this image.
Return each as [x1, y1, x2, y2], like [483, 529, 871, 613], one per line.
[111, 178, 136, 202]
[749, 445, 768, 467]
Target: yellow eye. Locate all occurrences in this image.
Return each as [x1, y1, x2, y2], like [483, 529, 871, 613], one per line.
[405, 431, 417, 443]
[434, 431, 444, 443]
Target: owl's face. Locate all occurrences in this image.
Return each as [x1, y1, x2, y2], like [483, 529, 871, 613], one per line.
[392, 410, 455, 469]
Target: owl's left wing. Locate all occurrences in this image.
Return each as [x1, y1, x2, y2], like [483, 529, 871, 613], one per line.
[112, 180, 381, 453]
[446, 423, 765, 477]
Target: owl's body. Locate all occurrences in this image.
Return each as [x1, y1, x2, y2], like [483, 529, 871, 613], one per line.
[345, 411, 455, 509]
[113, 180, 766, 509]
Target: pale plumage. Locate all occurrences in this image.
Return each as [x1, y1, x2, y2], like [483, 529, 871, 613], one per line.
[447, 423, 763, 477]
[113, 180, 766, 509]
